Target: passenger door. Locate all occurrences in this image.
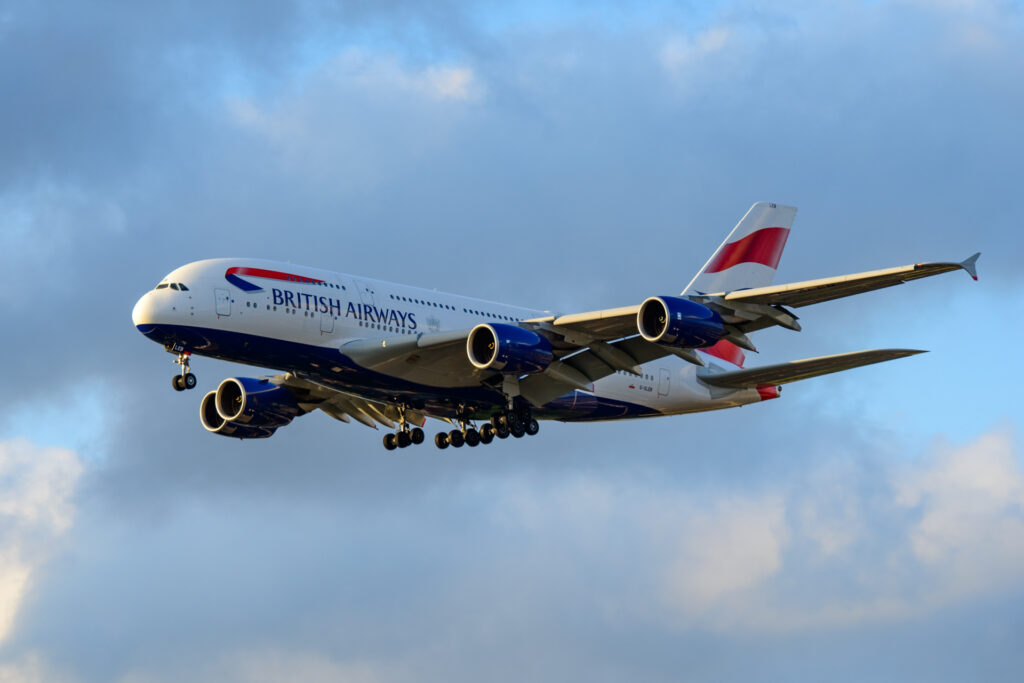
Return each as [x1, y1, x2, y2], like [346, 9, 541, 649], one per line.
[658, 368, 670, 397]
[215, 288, 231, 317]
[320, 311, 334, 334]
[355, 280, 376, 307]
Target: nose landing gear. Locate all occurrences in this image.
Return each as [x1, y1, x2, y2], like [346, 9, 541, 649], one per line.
[171, 351, 197, 391]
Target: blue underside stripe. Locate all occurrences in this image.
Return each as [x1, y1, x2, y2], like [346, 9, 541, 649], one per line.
[137, 323, 658, 422]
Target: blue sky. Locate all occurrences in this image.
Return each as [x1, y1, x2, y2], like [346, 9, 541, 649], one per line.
[1, 1, 1022, 681]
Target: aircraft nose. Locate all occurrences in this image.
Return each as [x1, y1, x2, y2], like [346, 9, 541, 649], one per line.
[132, 291, 157, 330]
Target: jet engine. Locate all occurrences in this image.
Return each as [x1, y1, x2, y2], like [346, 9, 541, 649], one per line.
[200, 391, 277, 439]
[637, 296, 724, 348]
[467, 323, 553, 374]
[214, 377, 302, 427]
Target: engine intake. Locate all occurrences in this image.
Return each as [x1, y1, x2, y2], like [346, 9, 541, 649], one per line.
[637, 296, 724, 348]
[200, 391, 277, 439]
[214, 377, 301, 428]
[467, 323, 553, 374]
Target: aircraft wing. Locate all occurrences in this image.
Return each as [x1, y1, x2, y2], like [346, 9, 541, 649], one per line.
[703, 253, 978, 309]
[336, 331, 489, 389]
[275, 373, 432, 430]
[698, 348, 925, 389]
[330, 327, 679, 407]
[313, 254, 976, 408]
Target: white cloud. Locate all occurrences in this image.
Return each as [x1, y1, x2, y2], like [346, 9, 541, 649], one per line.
[224, 51, 484, 192]
[421, 66, 483, 103]
[659, 27, 733, 72]
[113, 649, 395, 683]
[0, 439, 83, 644]
[480, 429, 1024, 633]
[895, 431, 1024, 598]
[0, 185, 125, 310]
[327, 52, 485, 103]
[664, 496, 789, 611]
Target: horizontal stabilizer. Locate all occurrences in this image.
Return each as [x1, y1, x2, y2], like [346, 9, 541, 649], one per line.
[699, 348, 926, 389]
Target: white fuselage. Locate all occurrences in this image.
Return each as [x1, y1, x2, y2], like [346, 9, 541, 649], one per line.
[132, 258, 770, 422]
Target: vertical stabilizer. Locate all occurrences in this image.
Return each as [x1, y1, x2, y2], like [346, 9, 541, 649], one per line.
[684, 202, 797, 295]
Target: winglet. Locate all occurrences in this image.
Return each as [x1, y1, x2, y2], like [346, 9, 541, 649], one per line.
[960, 252, 980, 281]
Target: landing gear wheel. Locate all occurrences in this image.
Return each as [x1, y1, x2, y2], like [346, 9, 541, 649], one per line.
[510, 422, 526, 438]
[172, 375, 185, 391]
[496, 422, 510, 439]
[525, 418, 540, 436]
[448, 430, 465, 448]
[183, 372, 197, 390]
[464, 428, 481, 447]
[410, 427, 425, 445]
[435, 432, 449, 449]
[396, 431, 412, 448]
[383, 433, 398, 451]
[479, 424, 495, 444]
[490, 415, 505, 430]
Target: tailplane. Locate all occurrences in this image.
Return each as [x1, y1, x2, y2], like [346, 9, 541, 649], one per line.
[684, 202, 797, 295]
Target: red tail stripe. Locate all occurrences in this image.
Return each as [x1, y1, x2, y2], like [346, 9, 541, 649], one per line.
[702, 339, 745, 368]
[705, 227, 790, 273]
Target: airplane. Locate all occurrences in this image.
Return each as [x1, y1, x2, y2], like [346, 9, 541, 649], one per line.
[132, 202, 979, 451]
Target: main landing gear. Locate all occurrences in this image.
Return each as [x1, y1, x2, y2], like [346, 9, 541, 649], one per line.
[382, 406, 425, 451]
[382, 426, 425, 451]
[171, 351, 197, 392]
[433, 406, 539, 450]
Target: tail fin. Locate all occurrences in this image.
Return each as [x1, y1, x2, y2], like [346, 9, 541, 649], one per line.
[684, 202, 797, 295]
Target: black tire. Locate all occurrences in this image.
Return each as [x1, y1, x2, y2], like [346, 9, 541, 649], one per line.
[396, 431, 412, 448]
[410, 427, 425, 445]
[172, 375, 185, 391]
[525, 418, 540, 436]
[435, 432, 449, 449]
[383, 433, 397, 451]
[183, 372, 197, 390]
[490, 415, 504, 430]
[510, 422, 525, 438]
[464, 428, 481, 447]
[479, 424, 495, 444]
[449, 430, 465, 448]
[507, 413, 523, 431]
[496, 423, 510, 439]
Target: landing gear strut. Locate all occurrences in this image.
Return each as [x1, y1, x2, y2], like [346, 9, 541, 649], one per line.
[172, 351, 197, 391]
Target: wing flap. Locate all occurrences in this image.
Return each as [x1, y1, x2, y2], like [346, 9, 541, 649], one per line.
[699, 348, 926, 389]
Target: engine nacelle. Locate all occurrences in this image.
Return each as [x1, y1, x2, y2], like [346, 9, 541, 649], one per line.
[214, 377, 301, 428]
[467, 323, 553, 374]
[637, 296, 724, 348]
[200, 391, 277, 439]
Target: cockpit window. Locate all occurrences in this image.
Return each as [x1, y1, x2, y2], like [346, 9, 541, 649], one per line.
[170, 283, 180, 290]
[178, 283, 189, 291]
[156, 283, 169, 290]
